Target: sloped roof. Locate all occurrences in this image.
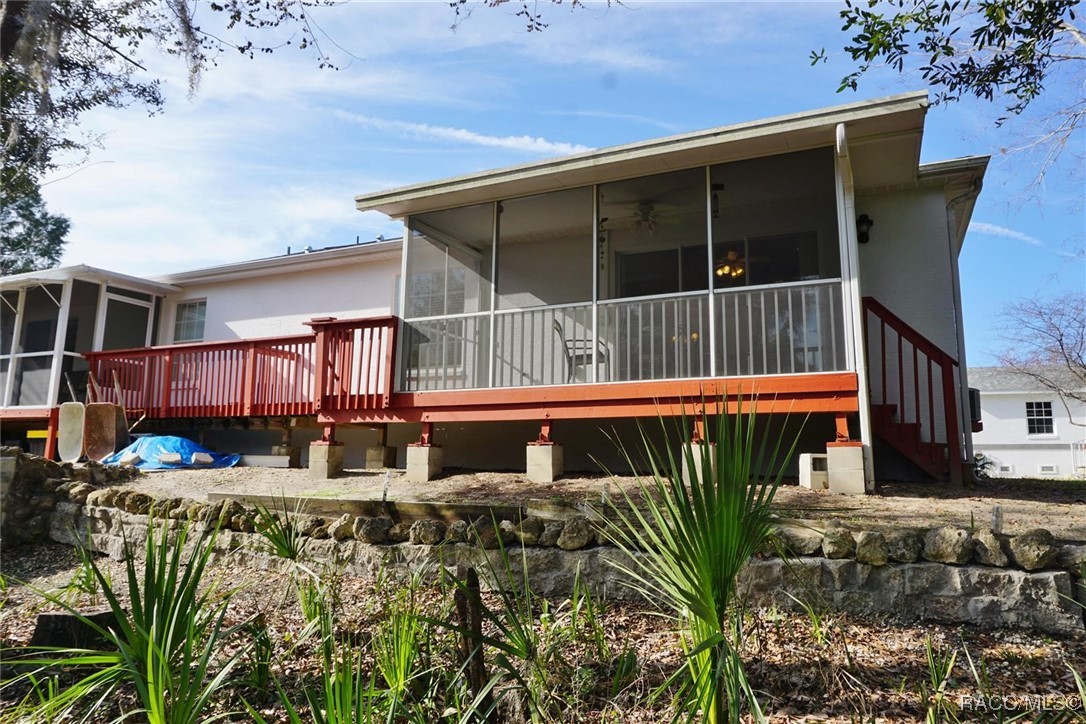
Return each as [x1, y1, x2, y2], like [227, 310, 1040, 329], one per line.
[356, 91, 932, 218]
[969, 366, 1085, 393]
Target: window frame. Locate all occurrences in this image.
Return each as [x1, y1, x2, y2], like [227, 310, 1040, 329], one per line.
[1025, 400, 1055, 436]
[172, 299, 207, 344]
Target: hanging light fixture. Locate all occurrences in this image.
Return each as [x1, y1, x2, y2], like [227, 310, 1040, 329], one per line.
[714, 250, 745, 279]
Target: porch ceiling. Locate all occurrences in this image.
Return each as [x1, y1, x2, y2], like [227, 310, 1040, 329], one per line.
[356, 91, 929, 219]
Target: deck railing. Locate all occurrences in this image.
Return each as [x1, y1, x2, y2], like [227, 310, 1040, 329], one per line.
[308, 316, 397, 412]
[399, 279, 847, 390]
[85, 335, 318, 418]
[863, 296, 962, 480]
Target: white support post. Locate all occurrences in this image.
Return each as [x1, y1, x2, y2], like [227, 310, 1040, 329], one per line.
[833, 123, 875, 489]
[46, 280, 74, 407]
[91, 282, 109, 351]
[2, 289, 26, 407]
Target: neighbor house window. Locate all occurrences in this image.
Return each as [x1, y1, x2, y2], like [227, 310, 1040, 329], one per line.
[173, 300, 206, 343]
[1025, 401, 1054, 435]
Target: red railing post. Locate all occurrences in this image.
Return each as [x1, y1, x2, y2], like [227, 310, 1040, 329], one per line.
[382, 317, 397, 408]
[160, 352, 173, 418]
[306, 317, 337, 414]
[243, 342, 257, 416]
[941, 362, 963, 485]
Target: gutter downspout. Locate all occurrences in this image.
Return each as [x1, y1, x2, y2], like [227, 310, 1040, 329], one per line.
[945, 178, 983, 481]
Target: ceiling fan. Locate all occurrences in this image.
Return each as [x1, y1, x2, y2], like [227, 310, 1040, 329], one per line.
[599, 201, 686, 234]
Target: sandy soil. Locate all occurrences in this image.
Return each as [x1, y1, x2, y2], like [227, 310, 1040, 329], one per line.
[115, 466, 1086, 541]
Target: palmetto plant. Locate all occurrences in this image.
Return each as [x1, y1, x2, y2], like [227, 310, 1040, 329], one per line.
[597, 397, 802, 724]
[3, 515, 244, 724]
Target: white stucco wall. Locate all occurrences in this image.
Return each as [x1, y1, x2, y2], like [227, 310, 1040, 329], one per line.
[972, 391, 1086, 478]
[159, 257, 401, 344]
[856, 188, 958, 355]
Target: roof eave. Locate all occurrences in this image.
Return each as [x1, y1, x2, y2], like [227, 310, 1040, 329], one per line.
[155, 239, 404, 287]
[356, 91, 930, 218]
[0, 265, 180, 294]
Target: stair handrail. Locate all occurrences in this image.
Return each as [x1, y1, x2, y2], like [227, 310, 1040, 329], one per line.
[862, 296, 963, 484]
[861, 296, 958, 369]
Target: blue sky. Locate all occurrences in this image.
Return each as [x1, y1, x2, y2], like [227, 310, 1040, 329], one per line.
[40, 1, 1084, 366]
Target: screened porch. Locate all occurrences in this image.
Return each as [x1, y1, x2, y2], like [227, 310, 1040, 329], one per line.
[398, 147, 850, 392]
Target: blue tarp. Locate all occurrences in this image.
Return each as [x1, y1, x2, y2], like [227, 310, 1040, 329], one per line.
[102, 435, 240, 470]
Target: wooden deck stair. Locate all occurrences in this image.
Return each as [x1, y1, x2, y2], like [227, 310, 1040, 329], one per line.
[863, 297, 962, 484]
[870, 403, 948, 479]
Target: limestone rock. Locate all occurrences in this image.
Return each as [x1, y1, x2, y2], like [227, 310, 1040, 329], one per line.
[29, 495, 56, 511]
[468, 516, 506, 549]
[124, 492, 153, 515]
[922, 527, 973, 565]
[855, 531, 888, 566]
[218, 500, 245, 526]
[410, 519, 446, 546]
[515, 516, 545, 546]
[296, 515, 325, 537]
[387, 522, 410, 544]
[445, 520, 469, 544]
[886, 530, 923, 563]
[186, 503, 206, 521]
[85, 487, 117, 508]
[972, 529, 1008, 567]
[1058, 544, 1086, 571]
[328, 514, 356, 541]
[539, 520, 565, 547]
[311, 524, 330, 540]
[821, 527, 855, 559]
[778, 525, 824, 556]
[231, 514, 255, 533]
[353, 517, 389, 544]
[66, 483, 95, 505]
[557, 516, 594, 551]
[1008, 529, 1059, 571]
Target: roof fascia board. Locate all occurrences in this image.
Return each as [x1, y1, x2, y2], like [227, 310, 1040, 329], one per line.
[356, 91, 929, 217]
[0, 265, 179, 294]
[156, 239, 403, 287]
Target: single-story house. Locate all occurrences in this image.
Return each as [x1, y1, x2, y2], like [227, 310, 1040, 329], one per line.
[0, 91, 989, 490]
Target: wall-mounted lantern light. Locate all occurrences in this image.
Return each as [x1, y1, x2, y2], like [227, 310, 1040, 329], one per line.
[856, 214, 874, 244]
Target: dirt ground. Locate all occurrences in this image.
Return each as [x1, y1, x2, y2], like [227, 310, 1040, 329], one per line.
[115, 465, 1086, 541]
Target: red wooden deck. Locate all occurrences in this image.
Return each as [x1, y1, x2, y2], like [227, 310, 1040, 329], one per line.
[82, 315, 859, 429]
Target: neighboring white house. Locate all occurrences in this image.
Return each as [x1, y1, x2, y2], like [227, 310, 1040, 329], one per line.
[970, 366, 1086, 478]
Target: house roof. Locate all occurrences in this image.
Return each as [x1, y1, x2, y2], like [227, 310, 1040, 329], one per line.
[0, 265, 179, 295]
[355, 91, 933, 218]
[153, 238, 403, 286]
[969, 366, 1085, 393]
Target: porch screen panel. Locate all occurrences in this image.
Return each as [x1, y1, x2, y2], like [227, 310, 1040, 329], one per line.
[598, 168, 707, 301]
[19, 285, 62, 353]
[402, 203, 494, 391]
[709, 148, 840, 289]
[102, 298, 150, 351]
[495, 186, 593, 386]
[1, 290, 18, 355]
[66, 281, 100, 353]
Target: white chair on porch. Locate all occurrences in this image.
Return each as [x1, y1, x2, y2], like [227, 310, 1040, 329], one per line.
[553, 319, 610, 383]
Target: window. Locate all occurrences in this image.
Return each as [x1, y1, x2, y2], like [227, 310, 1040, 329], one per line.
[1038, 464, 1058, 476]
[1025, 401, 1054, 435]
[173, 300, 206, 343]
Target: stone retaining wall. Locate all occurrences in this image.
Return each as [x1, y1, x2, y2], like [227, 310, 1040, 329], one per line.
[48, 495, 1086, 636]
[5, 448, 1084, 635]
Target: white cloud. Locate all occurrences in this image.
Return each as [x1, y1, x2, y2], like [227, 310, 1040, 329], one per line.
[333, 112, 592, 155]
[969, 222, 1044, 246]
